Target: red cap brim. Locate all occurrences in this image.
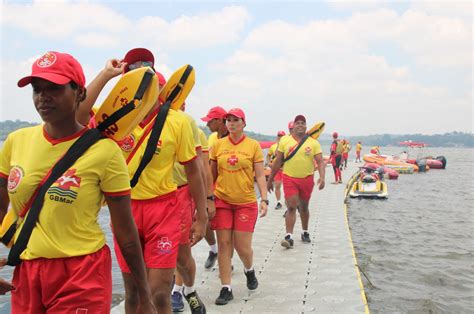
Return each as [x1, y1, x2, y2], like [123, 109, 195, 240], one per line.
[18, 73, 71, 87]
[201, 116, 212, 122]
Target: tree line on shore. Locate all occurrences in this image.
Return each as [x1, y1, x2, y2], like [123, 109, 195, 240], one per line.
[1, 120, 472, 148]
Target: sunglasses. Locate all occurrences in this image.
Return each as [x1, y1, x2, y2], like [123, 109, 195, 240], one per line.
[128, 61, 153, 71]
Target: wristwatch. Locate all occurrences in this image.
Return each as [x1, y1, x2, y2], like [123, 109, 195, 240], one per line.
[261, 199, 269, 205]
[207, 195, 216, 201]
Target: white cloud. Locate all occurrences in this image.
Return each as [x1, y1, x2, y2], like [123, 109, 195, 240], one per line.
[190, 7, 472, 135]
[1, 2, 131, 38]
[135, 6, 250, 51]
[75, 32, 120, 48]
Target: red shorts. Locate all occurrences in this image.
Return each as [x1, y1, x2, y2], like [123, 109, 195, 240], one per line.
[343, 153, 349, 160]
[211, 198, 258, 232]
[177, 185, 195, 245]
[12, 246, 111, 313]
[274, 169, 283, 182]
[282, 174, 315, 202]
[114, 192, 180, 272]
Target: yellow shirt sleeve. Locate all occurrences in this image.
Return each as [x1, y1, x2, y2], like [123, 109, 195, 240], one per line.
[100, 147, 131, 194]
[177, 114, 197, 164]
[199, 129, 209, 152]
[0, 134, 12, 177]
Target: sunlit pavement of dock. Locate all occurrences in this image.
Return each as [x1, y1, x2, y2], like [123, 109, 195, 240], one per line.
[112, 162, 369, 313]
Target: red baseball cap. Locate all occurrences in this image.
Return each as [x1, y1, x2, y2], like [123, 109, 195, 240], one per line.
[294, 114, 306, 123]
[277, 130, 286, 136]
[333, 132, 338, 138]
[201, 106, 227, 122]
[123, 48, 154, 73]
[225, 108, 246, 122]
[288, 121, 294, 129]
[18, 51, 85, 88]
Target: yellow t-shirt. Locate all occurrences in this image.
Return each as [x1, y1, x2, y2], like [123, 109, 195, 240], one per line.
[173, 112, 201, 187]
[207, 132, 218, 154]
[267, 143, 278, 164]
[0, 125, 130, 260]
[210, 136, 264, 204]
[278, 135, 322, 178]
[120, 109, 197, 199]
[199, 129, 209, 153]
[356, 143, 362, 152]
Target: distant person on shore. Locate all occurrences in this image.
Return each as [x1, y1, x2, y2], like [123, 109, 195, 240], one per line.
[330, 132, 343, 184]
[267, 115, 325, 248]
[342, 139, 351, 169]
[355, 141, 362, 162]
[0, 51, 155, 313]
[201, 106, 228, 270]
[76, 48, 207, 313]
[266, 130, 286, 210]
[210, 108, 268, 305]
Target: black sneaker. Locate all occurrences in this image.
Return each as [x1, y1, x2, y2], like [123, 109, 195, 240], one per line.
[301, 232, 311, 243]
[281, 235, 294, 248]
[184, 291, 206, 314]
[204, 251, 218, 269]
[215, 287, 233, 305]
[244, 269, 258, 290]
[275, 202, 282, 210]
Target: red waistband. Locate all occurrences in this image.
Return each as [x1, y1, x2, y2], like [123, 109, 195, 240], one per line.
[131, 190, 177, 204]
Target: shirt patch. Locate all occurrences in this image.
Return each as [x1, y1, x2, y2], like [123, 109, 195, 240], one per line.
[7, 166, 24, 192]
[118, 134, 135, 152]
[227, 155, 239, 166]
[47, 169, 81, 204]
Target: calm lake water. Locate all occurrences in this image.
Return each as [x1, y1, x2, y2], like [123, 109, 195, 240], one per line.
[0, 144, 473, 313]
[347, 147, 474, 313]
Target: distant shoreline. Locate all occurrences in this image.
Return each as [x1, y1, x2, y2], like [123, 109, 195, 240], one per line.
[1, 120, 472, 148]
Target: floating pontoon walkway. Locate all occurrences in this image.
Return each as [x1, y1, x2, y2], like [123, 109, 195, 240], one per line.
[112, 162, 369, 313]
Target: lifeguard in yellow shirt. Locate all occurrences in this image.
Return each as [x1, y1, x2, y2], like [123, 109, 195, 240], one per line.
[0, 51, 154, 313]
[266, 130, 286, 209]
[210, 108, 268, 306]
[76, 48, 207, 314]
[267, 115, 325, 248]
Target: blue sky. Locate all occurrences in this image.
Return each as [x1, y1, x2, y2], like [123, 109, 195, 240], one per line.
[1, 0, 472, 136]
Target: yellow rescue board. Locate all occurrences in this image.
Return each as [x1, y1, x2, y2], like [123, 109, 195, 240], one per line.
[307, 121, 325, 140]
[94, 67, 159, 141]
[159, 64, 195, 110]
[0, 210, 18, 248]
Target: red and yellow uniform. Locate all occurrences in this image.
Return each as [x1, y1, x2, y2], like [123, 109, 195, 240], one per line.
[0, 125, 130, 259]
[267, 143, 283, 182]
[207, 131, 218, 154]
[0, 125, 130, 312]
[210, 136, 264, 232]
[278, 135, 322, 201]
[199, 129, 209, 153]
[172, 111, 201, 245]
[113, 109, 197, 270]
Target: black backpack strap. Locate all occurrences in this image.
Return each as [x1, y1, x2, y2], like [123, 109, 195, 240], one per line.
[7, 129, 104, 266]
[129, 65, 194, 187]
[130, 101, 170, 188]
[283, 135, 309, 163]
